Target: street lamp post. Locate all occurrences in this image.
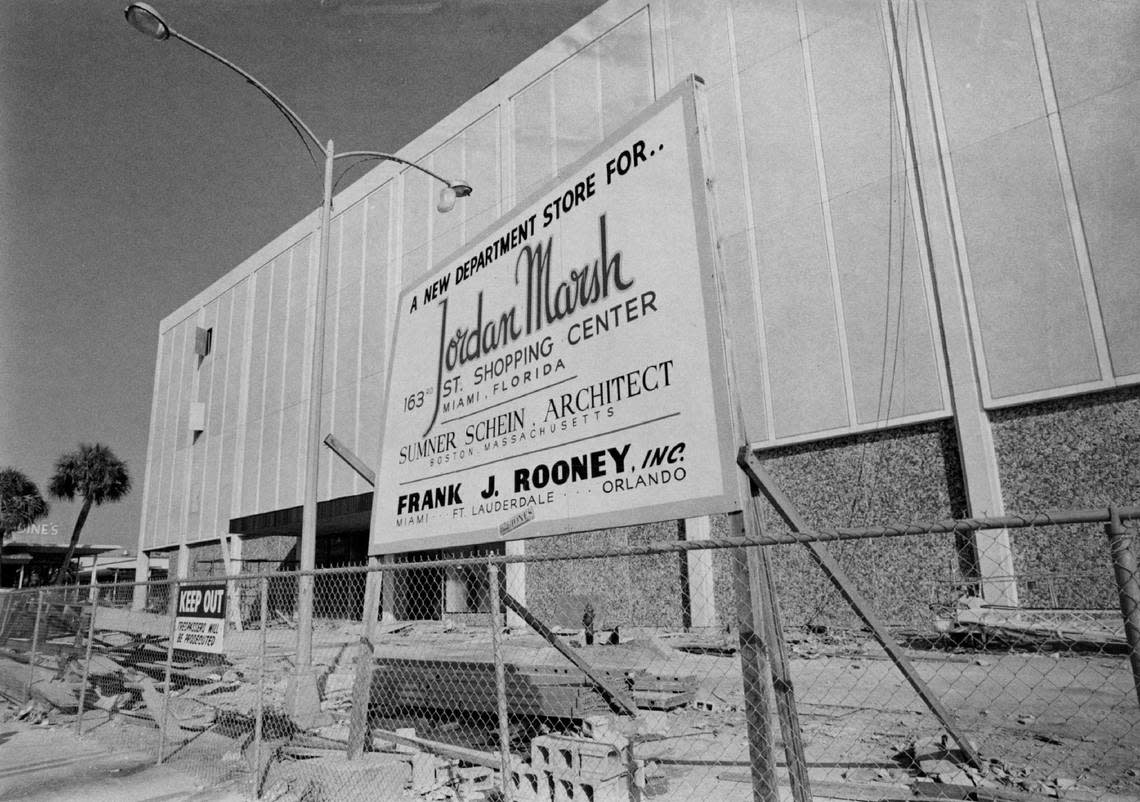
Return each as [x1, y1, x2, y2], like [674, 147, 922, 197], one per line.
[125, 2, 471, 721]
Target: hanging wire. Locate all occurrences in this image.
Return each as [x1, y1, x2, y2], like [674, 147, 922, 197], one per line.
[880, 0, 912, 427]
[848, 0, 916, 533]
[847, 0, 914, 527]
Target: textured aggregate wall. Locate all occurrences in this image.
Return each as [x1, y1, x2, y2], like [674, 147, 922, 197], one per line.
[627, 523, 689, 627]
[712, 421, 967, 629]
[148, 535, 299, 579]
[148, 547, 178, 576]
[148, 541, 225, 579]
[239, 534, 301, 571]
[990, 386, 1140, 608]
[524, 519, 686, 630]
[186, 541, 225, 577]
[527, 421, 970, 632]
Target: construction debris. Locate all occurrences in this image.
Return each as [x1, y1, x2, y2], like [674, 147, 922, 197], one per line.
[1, 598, 1135, 802]
[952, 597, 1127, 650]
[374, 656, 696, 721]
[13, 699, 53, 725]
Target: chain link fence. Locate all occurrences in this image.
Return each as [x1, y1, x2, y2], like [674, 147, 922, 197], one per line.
[1, 507, 1138, 801]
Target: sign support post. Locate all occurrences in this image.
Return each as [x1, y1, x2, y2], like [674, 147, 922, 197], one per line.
[487, 562, 515, 802]
[158, 579, 179, 764]
[731, 514, 782, 802]
[689, 70, 810, 801]
[747, 504, 813, 799]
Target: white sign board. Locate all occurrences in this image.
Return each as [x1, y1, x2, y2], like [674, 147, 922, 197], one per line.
[369, 82, 738, 555]
[174, 583, 226, 653]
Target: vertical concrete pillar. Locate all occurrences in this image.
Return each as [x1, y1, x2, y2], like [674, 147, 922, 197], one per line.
[360, 554, 388, 637]
[131, 551, 150, 611]
[504, 540, 526, 629]
[888, 1, 1018, 605]
[220, 534, 244, 631]
[380, 554, 396, 623]
[444, 565, 468, 614]
[684, 517, 718, 629]
[88, 553, 99, 603]
[230, 534, 244, 575]
[177, 543, 191, 579]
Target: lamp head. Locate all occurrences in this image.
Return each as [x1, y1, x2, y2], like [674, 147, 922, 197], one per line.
[436, 179, 472, 214]
[124, 3, 170, 40]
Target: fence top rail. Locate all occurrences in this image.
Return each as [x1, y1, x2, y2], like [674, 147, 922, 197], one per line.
[10, 503, 1127, 596]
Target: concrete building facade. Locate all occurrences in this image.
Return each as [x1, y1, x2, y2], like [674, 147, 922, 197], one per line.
[135, 0, 1140, 627]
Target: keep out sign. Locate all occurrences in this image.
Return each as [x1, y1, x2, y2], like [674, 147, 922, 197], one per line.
[174, 583, 226, 654]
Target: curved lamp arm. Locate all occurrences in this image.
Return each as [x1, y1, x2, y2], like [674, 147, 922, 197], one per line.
[124, 2, 472, 208]
[125, 3, 325, 157]
[336, 150, 471, 194]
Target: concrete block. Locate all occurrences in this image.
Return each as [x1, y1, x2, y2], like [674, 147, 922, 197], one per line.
[511, 766, 552, 802]
[531, 735, 622, 780]
[580, 714, 614, 740]
[435, 759, 458, 785]
[580, 714, 630, 750]
[552, 775, 628, 802]
[412, 752, 441, 794]
[634, 710, 668, 734]
[458, 765, 494, 791]
[532, 737, 554, 772]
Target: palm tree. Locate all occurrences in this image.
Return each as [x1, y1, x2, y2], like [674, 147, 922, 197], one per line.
[48, 444, 131, 585]
[0, 468, 50, 587]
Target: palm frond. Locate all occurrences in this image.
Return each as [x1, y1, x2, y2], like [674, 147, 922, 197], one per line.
[0, 467, 50, 537]
[49, 443, 131, 506]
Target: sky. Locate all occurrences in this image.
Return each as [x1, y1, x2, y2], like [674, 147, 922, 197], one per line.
[0, 0, 605, 551]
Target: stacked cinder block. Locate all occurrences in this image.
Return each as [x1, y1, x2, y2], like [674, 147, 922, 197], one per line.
[528, 734, 629, 802]
[510, 762, 552, 802]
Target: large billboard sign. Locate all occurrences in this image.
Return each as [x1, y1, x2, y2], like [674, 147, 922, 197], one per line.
[369, 81, 739, 554]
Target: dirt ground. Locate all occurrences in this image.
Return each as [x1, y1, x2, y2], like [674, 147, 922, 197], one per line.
[5, 609, 1140, 802]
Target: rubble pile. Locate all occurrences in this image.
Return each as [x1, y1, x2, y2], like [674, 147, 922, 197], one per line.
[0, 610, 1135, 802]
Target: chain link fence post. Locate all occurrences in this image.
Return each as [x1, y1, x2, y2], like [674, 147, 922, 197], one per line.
[253, 574, 269, 798]
[158, 579, 179, 764]
[75, 585, 100, 735]
[732, 533, 781, 802]
[487, 561, 514, 802]
[752, 545, 812, 802]
[1106, 505, 1140, 708]
[24, 588, 44, 703]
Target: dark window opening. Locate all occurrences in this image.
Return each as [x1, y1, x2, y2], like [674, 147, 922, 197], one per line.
[195, 326, 213, 364]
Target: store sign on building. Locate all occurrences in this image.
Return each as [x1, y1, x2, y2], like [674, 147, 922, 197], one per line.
[174, 583, 226, 653]
[370, 81, 739, 554]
